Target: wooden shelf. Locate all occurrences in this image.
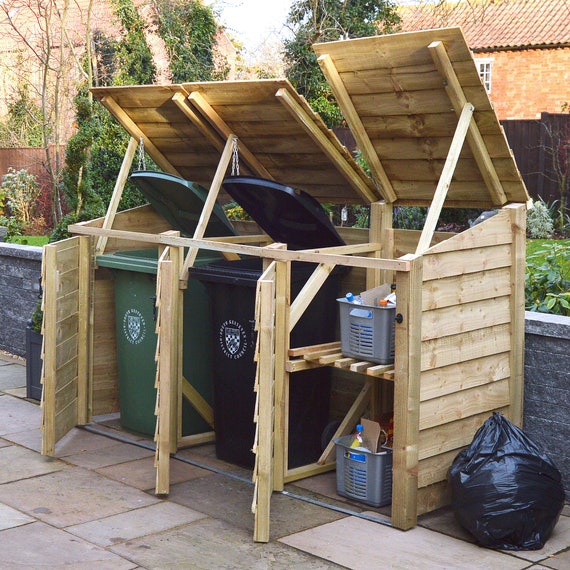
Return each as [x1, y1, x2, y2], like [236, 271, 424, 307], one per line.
[287, 341, 395, 380]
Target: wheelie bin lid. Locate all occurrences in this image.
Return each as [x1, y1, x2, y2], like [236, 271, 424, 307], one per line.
[130, 170, 237, 238]
[222, 176, 345, 250]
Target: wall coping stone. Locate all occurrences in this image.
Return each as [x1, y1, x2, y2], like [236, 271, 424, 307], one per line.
[0, 242, 43, 260]
[525, 311, 570, 341]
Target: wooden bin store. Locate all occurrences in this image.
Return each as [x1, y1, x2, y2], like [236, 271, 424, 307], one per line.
[39, 28, 529, 542]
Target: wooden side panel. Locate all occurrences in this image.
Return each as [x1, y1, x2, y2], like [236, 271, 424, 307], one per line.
[41, 237, 91, 456]
[414, 207, 522, 515]
[91, 272, 120, 415]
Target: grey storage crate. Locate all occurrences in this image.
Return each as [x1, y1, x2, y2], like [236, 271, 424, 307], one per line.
[334, 435, 393, 507]
[337, 298, 395, 364]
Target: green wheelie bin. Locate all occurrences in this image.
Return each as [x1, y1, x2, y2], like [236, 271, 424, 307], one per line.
[97, 171, 236, 437]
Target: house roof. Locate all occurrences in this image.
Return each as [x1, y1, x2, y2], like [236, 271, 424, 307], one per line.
[313, 27, 530, 208]
[398, 0, 570, 50]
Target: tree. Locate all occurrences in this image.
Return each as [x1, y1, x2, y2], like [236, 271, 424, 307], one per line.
[283, 0, 401, 127]
[0, 0, 85, 225]
[154, 0, 226, 83]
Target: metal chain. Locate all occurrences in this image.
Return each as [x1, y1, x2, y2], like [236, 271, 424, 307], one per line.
[137, 137, 146, 171]
[231, 136, 240, 176]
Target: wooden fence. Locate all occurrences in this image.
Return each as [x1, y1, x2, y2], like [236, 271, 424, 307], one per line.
[502, 113, 570, 211]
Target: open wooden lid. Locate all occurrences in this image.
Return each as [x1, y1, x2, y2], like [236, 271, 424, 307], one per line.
[91, 80, 379, 205]
[313, 27, 530, 208]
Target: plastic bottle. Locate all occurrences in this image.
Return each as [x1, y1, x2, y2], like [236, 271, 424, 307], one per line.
[349, 424, 369, 450]
[345, 292, 363, 304]
[384, 283, 396, 305]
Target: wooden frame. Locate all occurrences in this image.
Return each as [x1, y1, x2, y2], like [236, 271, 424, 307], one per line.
[40, 28, 529, 544]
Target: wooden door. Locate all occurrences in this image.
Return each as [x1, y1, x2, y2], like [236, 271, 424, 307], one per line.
[41, 237, 92, 455]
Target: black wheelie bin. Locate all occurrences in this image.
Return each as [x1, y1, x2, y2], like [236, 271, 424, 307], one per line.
[189, 176, 346, 469]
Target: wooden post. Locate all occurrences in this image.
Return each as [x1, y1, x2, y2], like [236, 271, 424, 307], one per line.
[252, 266, 276, 543]
[391, 254, 423, 530]
[155, 248, 176, 495]
[272, 257, 290, 491]
[507, 203, 527, 426]
[77, 236, 93, 424]
[367, 201, 393, 290]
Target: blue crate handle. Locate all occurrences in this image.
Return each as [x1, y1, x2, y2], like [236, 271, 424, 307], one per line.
[349, 308, 373, 319]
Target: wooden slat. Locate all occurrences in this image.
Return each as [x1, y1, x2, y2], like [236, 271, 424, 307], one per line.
[418, 409, 507, 461]
[419, 379, 510, 431]
[181, 377, 214, 428]
[99, 95, 180, 175]
[95, 137, 138, 256]
[428, 41, 508, 206]
[416, 102, 474, 254]
[420, 352, 510, 401]
[188, 91, 274, 180]
[421, 296, 511, 341]
[421, 323, 511, 371]
[276, 86, 380, 203]
[421, 266, 512, 311]
[421, 244, 512, 281]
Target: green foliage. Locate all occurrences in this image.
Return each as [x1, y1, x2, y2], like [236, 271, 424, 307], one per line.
[110, 0, 156, 85]
[525, 242, 570, 316]
[393, 206, 427, 230]
[30, 299, 43, 333]
[0, 86, 44, 147]
[0, 215, 25, 239]
[1, 168, 40, 226]
[527, 198, 554, 239]
[284, 0, 401, 127]
[157, 0, 224, 82]
[223, 202, 251, 221]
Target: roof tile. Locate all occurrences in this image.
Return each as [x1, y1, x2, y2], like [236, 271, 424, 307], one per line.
[399, 0, 570, 50]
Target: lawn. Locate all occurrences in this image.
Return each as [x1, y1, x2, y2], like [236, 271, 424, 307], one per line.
[527, 239, 570, 273]
[8, 235, 49, 246]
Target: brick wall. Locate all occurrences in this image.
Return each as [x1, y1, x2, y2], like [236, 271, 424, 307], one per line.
[0, 243, 42, 356]
[523, 311, 570, 500]
[474, 47, 570, 120]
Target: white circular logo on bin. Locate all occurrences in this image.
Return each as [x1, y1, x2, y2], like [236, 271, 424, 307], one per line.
[123, 308, 147, 345]
[219, 319, 247, 359]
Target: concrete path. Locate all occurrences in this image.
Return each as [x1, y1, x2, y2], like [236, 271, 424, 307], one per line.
[1, 352, 569, 569]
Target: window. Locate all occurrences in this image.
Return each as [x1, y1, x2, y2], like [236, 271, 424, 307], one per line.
[477, 59, 493, 93]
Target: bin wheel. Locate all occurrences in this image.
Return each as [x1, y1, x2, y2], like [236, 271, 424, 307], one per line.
[321, 420, 341, 451]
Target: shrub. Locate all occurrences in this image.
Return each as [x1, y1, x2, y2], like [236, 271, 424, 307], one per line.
[526, 199, 554, 239]
[525, 243, 570, 316]
[1, 168, 40, 227]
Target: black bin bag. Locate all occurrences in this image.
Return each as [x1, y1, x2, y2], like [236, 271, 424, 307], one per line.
[448, 412, 565, 551]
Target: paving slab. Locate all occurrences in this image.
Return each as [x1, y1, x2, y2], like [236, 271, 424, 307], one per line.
[279, 515, 536, 570]
[419, 506, 570, 564]
[66, 500, 208, 547]
[5, 424, 125, 455]
[0, 394, 41, 436]
[96, 454, 214, 491]
[0, 444, 66, 484]
[109, 516, 344, 569]
[0, 521, 136, 569]
[0, 503, 35, 531]
[0, 361, 25, 391]
[62, 441, 155, 469]
[169, 472, 348, 540]
[0, 466, 160, 527]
